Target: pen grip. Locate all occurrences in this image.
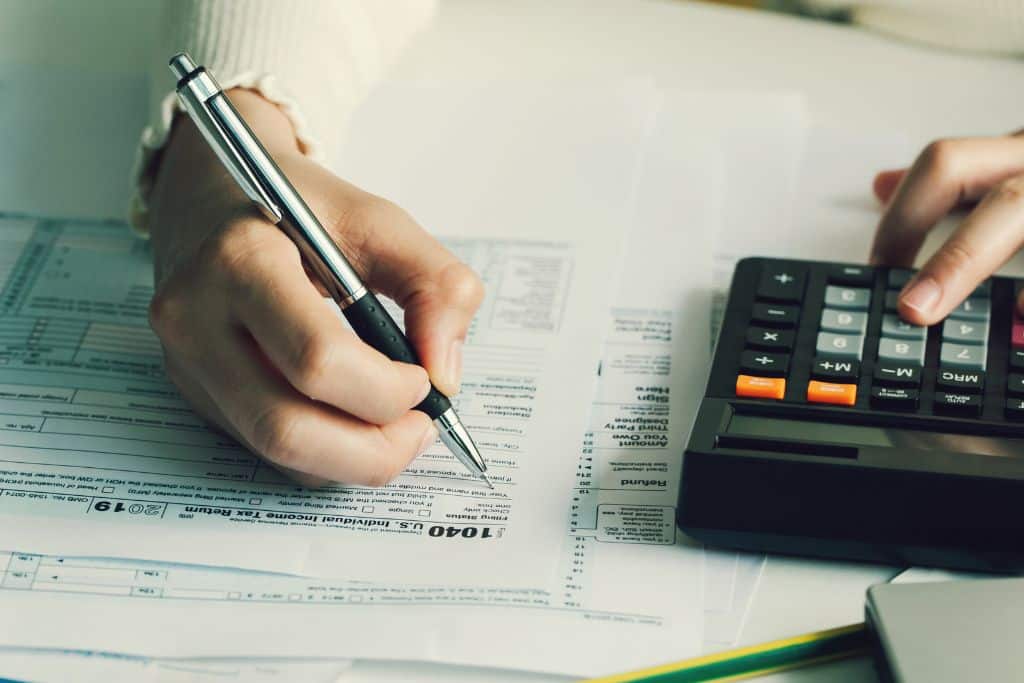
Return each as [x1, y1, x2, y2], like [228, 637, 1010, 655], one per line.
[342, 292, 451, 420]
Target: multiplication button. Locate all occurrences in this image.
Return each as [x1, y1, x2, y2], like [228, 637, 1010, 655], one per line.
[746, 327, 795, 351]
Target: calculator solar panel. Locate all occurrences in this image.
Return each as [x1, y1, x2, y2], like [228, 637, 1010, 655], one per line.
[677, 257, 1024, 572]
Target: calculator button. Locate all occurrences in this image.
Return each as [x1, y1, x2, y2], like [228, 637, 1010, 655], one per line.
[812, 359, 860, 382]
[880, 314, 926, 341]
[824, 286, 871, 311]
[1007, 374, 1024, 396]
[736, 375, 786, 400]
[934, 392, 982, 417]
[873, 363, 921, 387]
[1010, 349, 1024, 370]
[816, 332, 864, 360]
[884, 291, 900, 312]
[740, 350, 789, 377]
[886, 268, 915, 290]
[878, 338, 926, 367]
[940, 343, 987, 371]
[746, 327, 795, 351]
[829, 265, 874, 287]
[807, 380, 857, 406]
[942, 319, 988, 345]
[972, 280, 992, 297]
[751, 303, 798, 328]
[948, 297, 990, 321]
[1006, 398, 1024, 420]
[870, 386, 919, 410]
[1012, 316, 1024, 348]
[820, 309, 868, 335]
[935, 369, 984, 393]
[757, 266, 806, 303]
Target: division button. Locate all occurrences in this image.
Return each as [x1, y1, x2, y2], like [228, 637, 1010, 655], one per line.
[880, 314, 926, 341]
[870, 386, 919, 410]
[878, 338, 926, 367]
[934, 392, 982, 417]
[807, 380, 857, 406]
[824, 285, 871, 311]
[740, 350, 789, 377]
[746, 326, 795, 351]
[935, 369, 985, 393]
[873, 363, 921, 387]
[829, 265, 874, 287]
[942, 319, 988, 345]
[816, 332, 864, 360]
[940, 343, 987, 371]
[812, 358, 860, 382]
[886, 268, 916, 290]
[736, 375, 786, 400]
[751, 303, 799, 328]
[1007, 373, 1024, 396]
[820, 308, 868, 335]
[757, 265, 806, 303]
[1006, 398, 1024, 420]
[949, 297, 990, 321]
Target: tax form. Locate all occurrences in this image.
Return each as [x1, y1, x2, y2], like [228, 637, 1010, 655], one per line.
[0, 95, 716, 678]
[0, 215, 621, 587]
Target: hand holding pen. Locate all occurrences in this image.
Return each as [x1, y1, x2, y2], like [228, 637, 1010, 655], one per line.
[143, 54, 489, 488]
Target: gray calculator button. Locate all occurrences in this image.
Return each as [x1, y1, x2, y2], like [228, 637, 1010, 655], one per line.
[878, 337, 926, 367]
[972, 280, 992, 297]
[820, 308, 867, 335]
[824, 285, 871, 311]
[886, 268, 915, 290]
[940, 343, 987, 370]
[881, 314, 926, 341]
[816, 331, 864, 360]
[942, 319, 988, 345]
[948, 297, 990, 321]
[884, 291, 900, 312]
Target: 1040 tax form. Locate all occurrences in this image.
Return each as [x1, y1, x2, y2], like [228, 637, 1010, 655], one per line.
[0, 214, 619, 587]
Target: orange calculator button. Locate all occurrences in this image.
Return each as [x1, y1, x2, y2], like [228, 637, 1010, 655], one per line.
[736, 375, 786, 400]
[807, 380, 857, 406]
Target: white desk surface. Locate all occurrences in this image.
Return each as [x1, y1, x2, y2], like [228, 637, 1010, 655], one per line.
[4, 1, 1024, 681]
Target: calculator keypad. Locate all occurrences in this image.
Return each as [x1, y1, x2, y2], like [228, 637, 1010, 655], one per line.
[730, 260, 1024, 422]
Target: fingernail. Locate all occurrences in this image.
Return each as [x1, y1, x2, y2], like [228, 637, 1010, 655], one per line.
[445, 339, 464, 393]
[901, 276, 942, 314]
[418, 424, 439, 456]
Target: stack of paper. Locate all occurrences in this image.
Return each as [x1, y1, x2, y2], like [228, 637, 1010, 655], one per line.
[0, 60, 858, 680]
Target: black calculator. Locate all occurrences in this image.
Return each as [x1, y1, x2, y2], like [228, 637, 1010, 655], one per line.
[677, 257, 1024, 572]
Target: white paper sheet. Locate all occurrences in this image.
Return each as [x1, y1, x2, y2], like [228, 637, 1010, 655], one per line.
[0, 90, 723, 678]
[0, 650, 351, 683]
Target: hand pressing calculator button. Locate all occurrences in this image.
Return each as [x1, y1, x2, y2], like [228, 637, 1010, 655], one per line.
[681, 256, 1024, 574]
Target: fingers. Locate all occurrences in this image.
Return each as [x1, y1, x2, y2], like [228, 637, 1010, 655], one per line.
[337, 199, 484, 396]
[873, 169, 905, 205]
[869, 136, 1024, 268]
[216, 225, 431, 424]
[898, 174, 1024, 325]
[200, 326, 436, 486]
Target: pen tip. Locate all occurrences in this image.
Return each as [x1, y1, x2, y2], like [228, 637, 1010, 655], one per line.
[482, 473, 495, 489]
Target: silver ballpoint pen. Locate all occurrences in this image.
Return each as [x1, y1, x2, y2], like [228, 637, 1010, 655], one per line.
[169, 52, 493, 489]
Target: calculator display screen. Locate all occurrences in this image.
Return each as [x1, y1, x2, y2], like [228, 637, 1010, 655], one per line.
[727, 414, 1024, 458]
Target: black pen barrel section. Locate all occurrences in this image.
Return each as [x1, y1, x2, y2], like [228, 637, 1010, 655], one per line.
[342, 292, 451, 420]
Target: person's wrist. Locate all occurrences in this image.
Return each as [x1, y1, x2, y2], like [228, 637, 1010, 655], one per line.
[147, 89, 302, 278]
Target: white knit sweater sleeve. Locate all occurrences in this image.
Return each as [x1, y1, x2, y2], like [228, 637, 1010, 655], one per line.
[806, 0, 1024, 54]
[131, 0, 436, 233]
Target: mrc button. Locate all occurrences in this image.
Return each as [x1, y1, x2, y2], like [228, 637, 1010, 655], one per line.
[936, 369, 984, 393]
